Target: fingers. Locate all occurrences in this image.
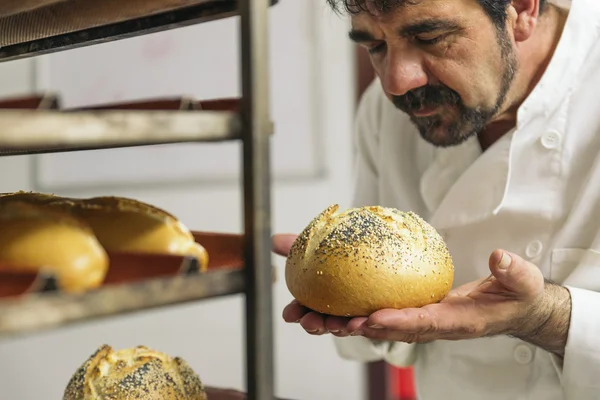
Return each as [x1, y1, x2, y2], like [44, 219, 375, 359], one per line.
[346, 317, 369, 335]
[364, 304, 483, 339]
[282, 301, 328, 335]
[488, 249, 545, 298]
[298, 312, 353, 336]
[366, 308, 436, 333]
[282, 300, 310, 323]
[271, 234, 298, 257]
[325, 315, 352, 337]
[282, 300, 354, 336]
[300, 311, 327, 334]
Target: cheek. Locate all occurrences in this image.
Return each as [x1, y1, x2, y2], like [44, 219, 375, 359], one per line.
[426, 45, 503, 108]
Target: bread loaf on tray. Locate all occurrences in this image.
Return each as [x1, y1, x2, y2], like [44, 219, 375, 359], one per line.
[0, 201, 109, 293]
[63, 344, 208, 400]
[0, 191, 209, 272]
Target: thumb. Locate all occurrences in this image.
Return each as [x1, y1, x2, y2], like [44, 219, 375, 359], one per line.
[488, 249, 545, 297]
[271, 234, 298, 257]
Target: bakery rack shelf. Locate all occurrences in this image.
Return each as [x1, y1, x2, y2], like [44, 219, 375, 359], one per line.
[0, 231, 274, 337]
[0, 109, 242, 155]
[0, 269, 246, 337]
[0, 0, 277, 397]
[0, 95, 277, 156]
[0, 0, 278, 62]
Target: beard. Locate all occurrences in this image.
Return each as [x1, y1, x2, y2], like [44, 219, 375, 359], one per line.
[392, 27, 518, 148]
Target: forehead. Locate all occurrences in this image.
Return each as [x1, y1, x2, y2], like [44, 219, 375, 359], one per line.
[350, 0, 480, 29]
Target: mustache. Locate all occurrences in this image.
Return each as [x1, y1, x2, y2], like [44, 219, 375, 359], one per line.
[392, 85, 461, 112]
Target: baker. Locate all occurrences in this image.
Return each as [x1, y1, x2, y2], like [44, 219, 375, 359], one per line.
[272, 0, 600, 398]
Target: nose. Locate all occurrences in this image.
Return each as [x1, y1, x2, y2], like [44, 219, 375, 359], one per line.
[380, 49, 428, 96]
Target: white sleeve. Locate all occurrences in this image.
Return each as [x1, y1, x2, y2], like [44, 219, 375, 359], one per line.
[551, 244, 600, 398]
[558, 286, 600, 398]
[331, 79, 417, 367]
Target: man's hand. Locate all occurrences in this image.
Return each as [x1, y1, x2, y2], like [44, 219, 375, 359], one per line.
[272, 234, 573, 357]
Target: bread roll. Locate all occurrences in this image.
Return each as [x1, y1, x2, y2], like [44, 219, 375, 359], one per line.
[0, 190, 62, 204]
[0, 192, 209, 271]
[63, 344, 208, 400]
[285, 204, 454, 317]
[0, 201, 109, 293]
[66, 196, 208, 271]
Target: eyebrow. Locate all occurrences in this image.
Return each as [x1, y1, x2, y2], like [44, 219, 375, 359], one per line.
[348, 29, 376, 43]
[348, 19, 460, 43]
[400, 19, 460, 37]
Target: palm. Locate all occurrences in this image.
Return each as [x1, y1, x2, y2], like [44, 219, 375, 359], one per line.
[349, 267, 543, 343]
[274, 234, 545, 343]
[429, 276, 523, 339]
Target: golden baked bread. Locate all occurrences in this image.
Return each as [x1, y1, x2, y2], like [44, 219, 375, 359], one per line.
[63, 344, 208, 400]
[0, 201, 109, 293]
[64, 196, 209, 271]
[0, 192, 209, 271]
[285, 204, 455, 317]
[0, 190, 62, 204]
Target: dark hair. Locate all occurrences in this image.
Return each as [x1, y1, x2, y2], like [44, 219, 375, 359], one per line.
[326, 0, 548, 28]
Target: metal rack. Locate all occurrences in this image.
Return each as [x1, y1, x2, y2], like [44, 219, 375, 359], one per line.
[0, 0, 278, 399]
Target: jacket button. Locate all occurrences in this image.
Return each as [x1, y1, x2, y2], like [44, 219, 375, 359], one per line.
[514, 344, 533, 365]
[541, 130, 562, 149]
[525, 240, 543, 259]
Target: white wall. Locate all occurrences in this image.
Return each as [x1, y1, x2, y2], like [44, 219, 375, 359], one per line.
[0, 2, 367, 400]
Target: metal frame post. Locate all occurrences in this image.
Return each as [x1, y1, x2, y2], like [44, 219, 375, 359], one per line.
[240, 0, 274, 398]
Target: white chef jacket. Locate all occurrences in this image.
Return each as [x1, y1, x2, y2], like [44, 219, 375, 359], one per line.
[333, 0, 600, 398]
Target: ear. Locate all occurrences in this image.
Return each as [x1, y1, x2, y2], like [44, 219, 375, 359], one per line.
[507, 0, 541, 42]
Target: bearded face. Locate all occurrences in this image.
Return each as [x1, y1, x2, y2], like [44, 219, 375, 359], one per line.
[349, 0, 519, 147]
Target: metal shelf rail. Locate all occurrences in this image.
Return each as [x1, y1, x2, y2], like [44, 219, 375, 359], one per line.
[0, 0, 277, 399]
[0, 0, 279, 61]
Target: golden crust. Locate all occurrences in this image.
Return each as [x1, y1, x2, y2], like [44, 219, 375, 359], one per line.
[285, 204, 454, 317]
[69, 197, 209, 271]
[0, 201, 109, 292]
[0, 192, 209, 271]
[0, 190, 64, 205]
[63, 345, 208, 400]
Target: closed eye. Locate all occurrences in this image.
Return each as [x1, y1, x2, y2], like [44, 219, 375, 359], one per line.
[415, 34, 447, 46]
[368, 42, 387, 54]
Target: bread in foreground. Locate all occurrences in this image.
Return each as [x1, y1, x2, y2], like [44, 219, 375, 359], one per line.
[285, 204, 454, 317]
[0, 201, 109, 292]
[63, 344, 208, 400]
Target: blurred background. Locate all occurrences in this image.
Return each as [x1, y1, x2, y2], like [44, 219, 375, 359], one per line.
[0, 0, 414, 398]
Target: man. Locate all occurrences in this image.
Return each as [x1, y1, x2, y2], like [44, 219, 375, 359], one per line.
[272, 0, 600, 398]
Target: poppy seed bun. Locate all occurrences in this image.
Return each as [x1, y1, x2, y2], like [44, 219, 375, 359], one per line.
[285, 204, 454, 317]
[63, 345, 208, 400]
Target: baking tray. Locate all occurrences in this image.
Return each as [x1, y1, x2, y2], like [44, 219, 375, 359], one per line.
[0, 94, 241, 112]
[0, 231, 276, 337]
